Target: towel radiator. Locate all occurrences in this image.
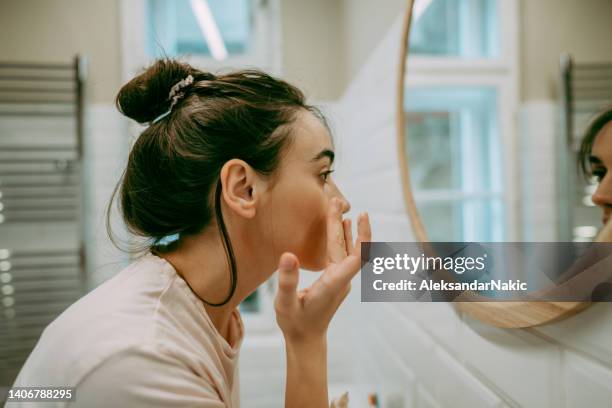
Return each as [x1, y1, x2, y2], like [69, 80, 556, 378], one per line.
[0, 56, 87, 388]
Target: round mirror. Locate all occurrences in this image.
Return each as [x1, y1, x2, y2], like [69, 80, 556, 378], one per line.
[397, 0, 612, 327]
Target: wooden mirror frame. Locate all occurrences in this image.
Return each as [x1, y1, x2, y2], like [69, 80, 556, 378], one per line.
[394, 0, 609, 328]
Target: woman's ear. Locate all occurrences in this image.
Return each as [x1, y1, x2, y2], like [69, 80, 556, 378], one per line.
[219, 159, 259, 219]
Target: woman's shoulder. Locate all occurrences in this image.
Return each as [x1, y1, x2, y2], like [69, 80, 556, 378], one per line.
[13, 252, 242, 403]
[69, 342, 230, 407]
[13, 254, 183, 385]
[45, 253, 173, 338]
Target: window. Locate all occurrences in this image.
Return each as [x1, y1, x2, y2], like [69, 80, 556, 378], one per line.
[404, 0, 519, 241]
[240, 289, 259, 312]
[120, 0, 281, 79]
[146, 0, 253, 59]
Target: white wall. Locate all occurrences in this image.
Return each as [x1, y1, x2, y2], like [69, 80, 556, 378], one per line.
[0, 0, 122, 105]
[280, 0, 345, 100]
[340, 0, 407, 87]
[520, 0, 612, 101]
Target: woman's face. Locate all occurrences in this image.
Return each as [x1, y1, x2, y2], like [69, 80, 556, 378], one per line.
[257, 109, 351, 271]
[590, 121, 612, 226]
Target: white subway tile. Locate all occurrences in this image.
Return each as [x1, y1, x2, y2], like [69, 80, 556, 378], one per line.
[535, 303, 612, 367]
[458, 319, 562, 408]
[372, 305, 440, 393]
[341, 169, 406, 215]
[395, 302, 463, 354]
[564, 351, 612, 408]
[364, 212, 414, 242]
[415, 383, 440, 408]
[433, 347, 502, 408]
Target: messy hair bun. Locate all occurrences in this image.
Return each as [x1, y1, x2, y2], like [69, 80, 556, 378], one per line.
[115, 59, 214, 124]
[107, 58, 327, 306]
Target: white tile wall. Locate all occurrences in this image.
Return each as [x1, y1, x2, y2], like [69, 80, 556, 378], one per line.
[415, 384, 440, 408]
[518, 102, 559, 241]
[83, 104, 130, 288]
[330, 11, 612, 408]
[433, 347, 502, 408]
[394, 303, 462, 354]
[459, 320, 562, 408]
[535, 303, 612, 367]
[564, 352, 612, 408]
[239, 334, 285, 408]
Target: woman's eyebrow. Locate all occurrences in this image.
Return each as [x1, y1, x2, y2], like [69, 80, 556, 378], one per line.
[310, 148, 335, 165]
[589, 155, 603, 164]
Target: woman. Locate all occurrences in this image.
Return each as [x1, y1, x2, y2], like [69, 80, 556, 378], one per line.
[579, 106, 612, 237]
[10, 58, 371, 407]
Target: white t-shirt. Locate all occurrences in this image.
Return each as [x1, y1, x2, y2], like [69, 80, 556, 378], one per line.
[7, 252, 244, 407]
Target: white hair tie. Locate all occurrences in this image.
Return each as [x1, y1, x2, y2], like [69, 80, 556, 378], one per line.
[151, 74, 195, 124]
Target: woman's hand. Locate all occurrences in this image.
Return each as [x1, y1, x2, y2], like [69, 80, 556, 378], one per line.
[595, 218, 612, 242]
[274, 197, 372, 344]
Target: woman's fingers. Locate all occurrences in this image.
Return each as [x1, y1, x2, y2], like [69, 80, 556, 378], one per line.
[343, 218, 354, 255]
[327, 198, 347, 263]
[275, 252, 300, 310]
[328, 212, 372, 291]
[353, 212, 372, 265]
[355, 212, 372, 249]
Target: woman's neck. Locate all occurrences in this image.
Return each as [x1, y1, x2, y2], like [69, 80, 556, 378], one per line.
[156, 224, 266, 346]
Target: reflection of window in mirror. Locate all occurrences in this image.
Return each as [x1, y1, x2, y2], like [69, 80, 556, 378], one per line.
[404, 0, 517, 241]
[410, 0, 499, 58]
[405, 87, 504, 241]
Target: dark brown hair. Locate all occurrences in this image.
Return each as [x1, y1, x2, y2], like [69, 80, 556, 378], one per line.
[107, 58, 326, 306]
[578, 106, 612, 178]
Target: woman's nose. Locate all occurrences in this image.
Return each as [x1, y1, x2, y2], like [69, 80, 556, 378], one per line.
[330, 180, 351, 213]
[337, 195, 351, 214]
[592, 177, 612, 207]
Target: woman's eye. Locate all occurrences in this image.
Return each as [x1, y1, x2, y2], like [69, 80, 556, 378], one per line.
[320, 169, 334, 183]
[592, 168, 606, 182]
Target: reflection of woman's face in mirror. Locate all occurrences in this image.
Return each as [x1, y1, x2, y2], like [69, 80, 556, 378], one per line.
[589, 120, 612, 226]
